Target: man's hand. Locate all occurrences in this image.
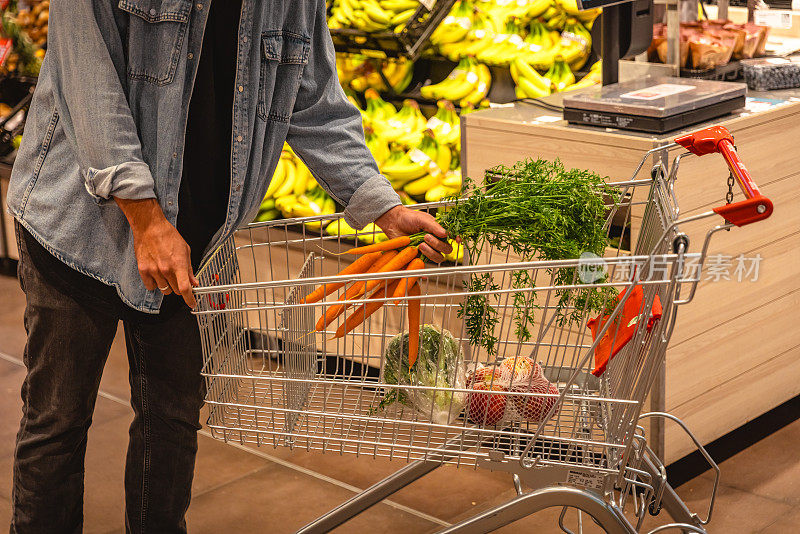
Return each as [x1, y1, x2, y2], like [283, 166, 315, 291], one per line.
[114, 198, 198, 308]
[375, 205, 453, 263]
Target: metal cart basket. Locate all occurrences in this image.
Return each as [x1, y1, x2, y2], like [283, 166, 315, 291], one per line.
[192, 126, 772, 533]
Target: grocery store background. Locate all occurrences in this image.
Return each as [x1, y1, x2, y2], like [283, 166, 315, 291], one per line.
[1, 0, 800, 532]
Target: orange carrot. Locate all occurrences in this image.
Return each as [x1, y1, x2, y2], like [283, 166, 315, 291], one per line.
[335, 235, 411, 255]
[392, 258, 425, 303]
[316, 303, 344, 332]
[314, 251, 398, 332]
[407, 284, 421, 367]
[364, 246, 419, 293]
[333, 280, 401, 339]
[302, 251, 382, 304]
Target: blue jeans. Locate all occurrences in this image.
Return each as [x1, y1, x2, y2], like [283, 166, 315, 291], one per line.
[11, 223, 205, 533]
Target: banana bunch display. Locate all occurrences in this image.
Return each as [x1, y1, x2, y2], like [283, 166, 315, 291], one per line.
[419, 57, 491, 107]
[328, 0, 420, 32]
[257, 146, 336, 230]
[350, 89, 463, 203]
[432, 0, 598, 67]
[370, 96, 429, 148]
[512, 56, 600, 98]
[337, 54, 415, 94]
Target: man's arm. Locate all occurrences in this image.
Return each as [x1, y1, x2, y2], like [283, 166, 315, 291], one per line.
[49, 1, 195, 305]
[286, 1, 451, 261]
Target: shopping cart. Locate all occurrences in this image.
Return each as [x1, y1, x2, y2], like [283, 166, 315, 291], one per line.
[192, 125, 772, 533]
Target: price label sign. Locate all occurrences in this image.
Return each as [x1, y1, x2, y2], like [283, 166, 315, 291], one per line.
[754, 10, 793, 30]
[420, 0, 435, 10]
[566, 470, 605, 491]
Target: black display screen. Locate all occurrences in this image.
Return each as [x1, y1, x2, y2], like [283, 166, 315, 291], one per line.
[577, 0, 635, 8]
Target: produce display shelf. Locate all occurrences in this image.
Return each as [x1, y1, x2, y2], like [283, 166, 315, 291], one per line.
[329, 0, 457, 60]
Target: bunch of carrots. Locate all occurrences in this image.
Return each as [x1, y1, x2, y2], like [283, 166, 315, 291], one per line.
[302, 235, 427, 365]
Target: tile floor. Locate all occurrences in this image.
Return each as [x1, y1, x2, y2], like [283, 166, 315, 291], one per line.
[0, 274, 798, 533]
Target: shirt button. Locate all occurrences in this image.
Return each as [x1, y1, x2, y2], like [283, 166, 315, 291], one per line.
[243, 36, 248, 43]
[187, 52, 194, 60]
[235, 185, 241, 191]
[236, 135, 243, 142]
[172, 152, 177, 159]
[168, 200, 174, 206]
[196, 2, 203, 9]
[238, 85, 244, 92]
[149, 8, 156, 16]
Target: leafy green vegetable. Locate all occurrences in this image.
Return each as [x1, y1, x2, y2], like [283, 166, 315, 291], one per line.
[378, 325, 466, 424]
[431, 158, 620, 353]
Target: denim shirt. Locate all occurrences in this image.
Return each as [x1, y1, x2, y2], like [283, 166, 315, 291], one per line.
[6, 0, 400, 313]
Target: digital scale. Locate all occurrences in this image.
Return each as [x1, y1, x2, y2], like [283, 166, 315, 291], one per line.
[562, 77, 748, 133]
[560, 0, 748, 134]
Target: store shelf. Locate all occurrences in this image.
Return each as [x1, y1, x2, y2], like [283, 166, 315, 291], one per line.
[329, 0, 457, 60]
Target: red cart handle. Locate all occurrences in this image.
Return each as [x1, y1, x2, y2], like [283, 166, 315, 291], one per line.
[674, 126, 773, 226]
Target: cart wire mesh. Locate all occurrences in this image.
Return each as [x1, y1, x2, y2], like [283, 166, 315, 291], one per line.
[193, 164, 700, 480]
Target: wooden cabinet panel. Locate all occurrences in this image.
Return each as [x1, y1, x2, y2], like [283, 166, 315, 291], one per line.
[463, 101, 800, 465]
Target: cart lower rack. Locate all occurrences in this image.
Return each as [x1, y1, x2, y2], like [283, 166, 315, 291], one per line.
[193, 125, 772, 533]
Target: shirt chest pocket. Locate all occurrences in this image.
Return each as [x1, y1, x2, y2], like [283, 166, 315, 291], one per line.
[257, 30, 310, 123]
[118, 0, 191, 86]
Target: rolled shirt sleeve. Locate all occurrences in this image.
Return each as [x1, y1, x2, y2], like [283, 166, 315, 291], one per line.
[84, 161, 157, 203]
[49, 0, 156, 202]
[286, 1, 401, 229]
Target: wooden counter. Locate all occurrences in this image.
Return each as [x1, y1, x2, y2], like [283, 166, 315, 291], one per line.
[462, 97, 800, 463]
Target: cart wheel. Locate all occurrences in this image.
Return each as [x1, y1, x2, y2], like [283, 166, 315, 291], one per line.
[672, 234, 690, 254]
[649, 498, 663, 516]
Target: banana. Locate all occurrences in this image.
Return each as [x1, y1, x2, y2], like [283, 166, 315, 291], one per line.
[518, 76, 551, 98]
[420, 57, 487, 102]
[363, 88, 396, 123]
[372, 99, 426, 144]
[380, 0, 419, 11]
[357, 223, 387, 244]
[525, 0, 552, 19]
[442, 168, 463, 189]
[425, 184, 459, 202]
[326, 218, 358, 237]
[512, 57, 551, 93]
[390, 8, 415, 26]
[557, 0, 581, 15]
[404, 174, 441, 197]
[382, 129, 439, 185]
[365, 127, 391, 165]
[260, 198, 276, 212]
[265, 159, 286, 199]
[545, 56, 575, 92]
[275, 194, 296, 214]
[431, 1, 473, 46]
[459, 62, 492, 106]
[273, 156, 297, 198]
[293, 158, 314, 196]
[426, 100, 461, 146]
[434, 142, 452, 175]
[564, 77, 599, 92]
[384, 58, 413, 93]
[255, 209, 280, 222]
[419, 57, 471, 100]
[363, 0, 392, 27]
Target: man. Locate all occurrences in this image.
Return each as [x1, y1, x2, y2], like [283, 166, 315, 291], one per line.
[6, 1, 451, 532]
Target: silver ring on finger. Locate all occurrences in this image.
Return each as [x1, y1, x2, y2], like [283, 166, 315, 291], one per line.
[158, 285, 170, 292]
